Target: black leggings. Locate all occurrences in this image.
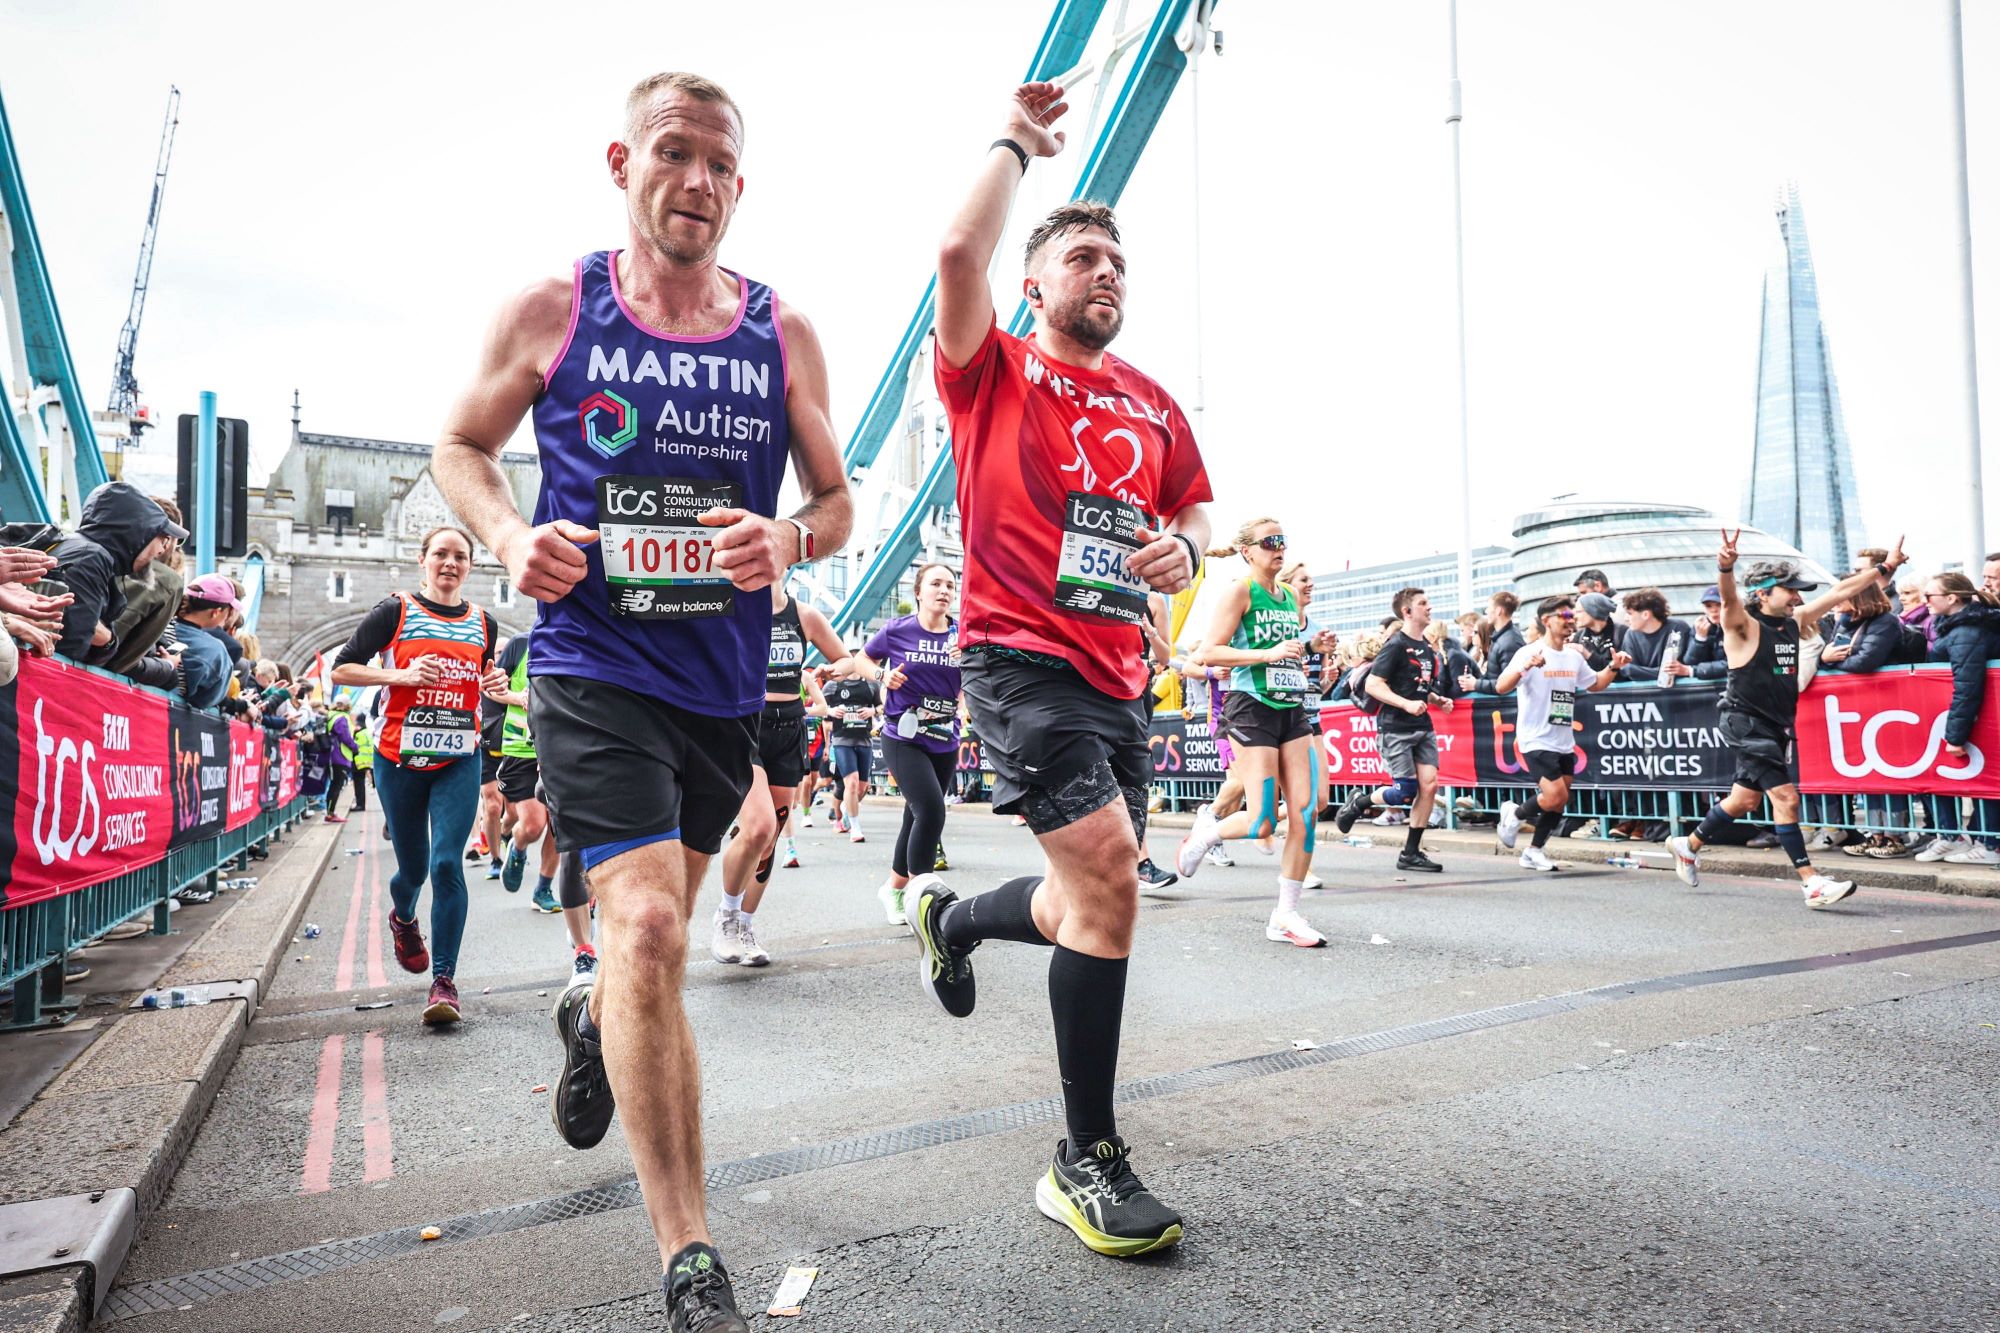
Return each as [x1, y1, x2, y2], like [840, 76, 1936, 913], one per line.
[327, 767, 349, 813]
[885, 737, 955, 879]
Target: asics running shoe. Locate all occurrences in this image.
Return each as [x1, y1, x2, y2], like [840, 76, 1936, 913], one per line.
[905, 874, 975, 1017]
[664, 1244, 748, 1333]
[1035, 1137, 1183, 1257]
[502, 845, 527, 893]
[551, 985, 614, 1149]
[531, 882, 559, 913]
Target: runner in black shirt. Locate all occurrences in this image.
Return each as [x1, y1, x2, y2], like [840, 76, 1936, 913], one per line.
[1669, 530, 1908, 909]
[1334, 587, 1458, 871]
[823, 672, 880, 841]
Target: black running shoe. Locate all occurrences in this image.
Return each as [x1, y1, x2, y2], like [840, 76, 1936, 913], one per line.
[1136, 857, 1179, 891]
[1334, 789, 1371, 835]
[1396, 848, 1443, 873]
[905, 874, 976, 1018]
[664, 1243, 748, 1333]
[550, 985, 615, 1149]
[1035, 1136, 1184, 1257]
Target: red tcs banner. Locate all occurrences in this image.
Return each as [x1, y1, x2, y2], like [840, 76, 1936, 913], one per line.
[1313, 702, 1476, 787]
[1795, 667, 2000, 797]
[226, 720, 264, 831]
[0, 655, 172, 908]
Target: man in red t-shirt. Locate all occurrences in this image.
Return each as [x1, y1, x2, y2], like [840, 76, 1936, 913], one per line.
[902, 80, 1212, 1260]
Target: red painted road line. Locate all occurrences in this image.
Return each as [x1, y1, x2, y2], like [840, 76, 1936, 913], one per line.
[333, 832, 367, 993]
[301, 1034, 346, 1194]
[364, 823, 388, 990]
[360, 1029, 393, 1183]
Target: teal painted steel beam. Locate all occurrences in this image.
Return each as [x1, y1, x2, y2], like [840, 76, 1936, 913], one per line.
[0, 84, 110, 514]
[841, 0, 1107, 478]
[0, 372, 48, 522]
[823, 0, 1201, 644]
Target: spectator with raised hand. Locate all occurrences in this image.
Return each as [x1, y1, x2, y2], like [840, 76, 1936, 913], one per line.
[1914, 572, 2000, 865]
[1615, 588, 1694, 684]
[1683, 585, 1728, 680]
[0, 543, 69, 662]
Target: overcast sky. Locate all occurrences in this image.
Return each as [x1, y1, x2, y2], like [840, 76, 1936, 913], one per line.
[4, 0, 1996, 594]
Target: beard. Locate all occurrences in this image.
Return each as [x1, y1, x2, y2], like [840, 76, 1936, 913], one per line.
[1045, 288, 1124, 351]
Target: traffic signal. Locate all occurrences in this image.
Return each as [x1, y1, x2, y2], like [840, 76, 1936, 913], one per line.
[176, 414, 250, 557]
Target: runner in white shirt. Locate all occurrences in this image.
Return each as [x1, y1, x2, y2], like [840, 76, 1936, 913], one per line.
[1493, 595, 1629, 871]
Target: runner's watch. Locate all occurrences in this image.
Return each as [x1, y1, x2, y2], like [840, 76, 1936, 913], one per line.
[785, 517, 816, 563]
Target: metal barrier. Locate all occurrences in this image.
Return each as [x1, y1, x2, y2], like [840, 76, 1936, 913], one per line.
[2, 793, 307, 1030]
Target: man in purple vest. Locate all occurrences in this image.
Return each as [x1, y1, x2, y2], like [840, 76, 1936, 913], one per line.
[432, 72, 851, 1333]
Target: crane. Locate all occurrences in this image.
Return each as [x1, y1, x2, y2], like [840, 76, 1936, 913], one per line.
[105, 85, 179, 435]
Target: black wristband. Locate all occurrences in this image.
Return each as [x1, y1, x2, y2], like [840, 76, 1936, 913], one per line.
[1875, 562, 1892, 579]
[1174, 533, 1201, 573]
[991, 138, 1030, 174]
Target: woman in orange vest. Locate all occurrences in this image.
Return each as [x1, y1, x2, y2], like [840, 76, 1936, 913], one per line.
[332, 526, 507, 1025]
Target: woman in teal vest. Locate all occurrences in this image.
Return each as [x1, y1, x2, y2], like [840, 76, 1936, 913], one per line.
[1174, 518, 1327, 948]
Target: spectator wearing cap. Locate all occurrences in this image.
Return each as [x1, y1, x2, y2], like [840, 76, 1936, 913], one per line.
[38, 482, 187, 665]
[1572, 592, 1622, 671]
[172, 574, 243, 710]
[1684, 585, 1728, 680]
[1616, 588, 1695, 684]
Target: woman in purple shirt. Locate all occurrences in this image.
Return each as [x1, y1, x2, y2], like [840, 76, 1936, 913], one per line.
[844, 563, 962, 926]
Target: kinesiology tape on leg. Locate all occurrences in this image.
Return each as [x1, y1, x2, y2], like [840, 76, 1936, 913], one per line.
[1304, 747, 1321, 853]
[1773, 823, 1812, 868]
[940, 875, 1049, 950]
[753, 806, 790, 884]
[1254, 777, 1278, 839]
[1694, 804, 1736, 846]
[1019, 761, 1122, 836]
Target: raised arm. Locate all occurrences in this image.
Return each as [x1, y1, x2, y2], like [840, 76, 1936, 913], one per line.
[936, 83, 1070, 369]
[1797, 536, 1907, 627]
[433, 277, 599, 602]
[1715, 529, 1752, 643]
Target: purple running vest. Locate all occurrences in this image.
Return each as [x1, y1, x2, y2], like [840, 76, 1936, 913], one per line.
[529, 251, 789, 716]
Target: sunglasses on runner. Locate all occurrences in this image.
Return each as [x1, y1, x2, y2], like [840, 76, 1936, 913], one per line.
[1250, 534, 1286, 552]
[1552, 610, 1575, 620]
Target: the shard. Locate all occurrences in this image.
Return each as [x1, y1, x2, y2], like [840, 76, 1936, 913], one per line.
[1745, 184, 1866, 574]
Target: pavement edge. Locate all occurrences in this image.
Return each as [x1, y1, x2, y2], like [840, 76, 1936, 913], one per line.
[0, 818, 340, 1325]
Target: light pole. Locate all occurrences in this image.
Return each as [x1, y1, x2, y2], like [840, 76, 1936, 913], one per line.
[1446, 0, 1475, 617]
[1946, 0, 1986, 570]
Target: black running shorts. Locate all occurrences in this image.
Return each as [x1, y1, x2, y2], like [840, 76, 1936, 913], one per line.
[960, 649, 1151, 817]
[754, 702, 809, 789]
[496, 755, 541, 805]
[1719, 709, 1794, 794]
[1521, 747, 1584, 783]
[530, 674, 756, 857]
[480, 749, 503, 786]
[1221, 690, 1312, 750]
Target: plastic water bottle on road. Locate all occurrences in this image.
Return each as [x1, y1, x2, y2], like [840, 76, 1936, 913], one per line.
[141, 986, 211, 1009]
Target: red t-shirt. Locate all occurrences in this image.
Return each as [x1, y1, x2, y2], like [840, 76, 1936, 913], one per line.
[936, 321, 1212, 700]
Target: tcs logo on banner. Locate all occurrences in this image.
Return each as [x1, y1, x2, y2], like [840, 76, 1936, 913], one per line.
[31, 698, 101, 866]
[1820, 694, 1983, 781]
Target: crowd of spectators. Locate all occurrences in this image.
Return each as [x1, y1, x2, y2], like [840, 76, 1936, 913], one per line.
[1152, 544, 2000, 864]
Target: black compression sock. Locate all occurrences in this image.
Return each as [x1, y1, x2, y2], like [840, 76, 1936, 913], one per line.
[1694, 805, 1735, 846]
[1049, 945, 1128, 1150]
[1404, 827, 1424, 854]
[1532, 796, 1564, 848]
[940, 876, 1049, 950]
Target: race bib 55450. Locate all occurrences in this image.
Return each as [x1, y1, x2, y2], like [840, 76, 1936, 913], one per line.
[1054, 492, 1148, 625]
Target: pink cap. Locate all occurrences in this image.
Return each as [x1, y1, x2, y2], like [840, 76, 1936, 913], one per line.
[184, 573, 242, 611]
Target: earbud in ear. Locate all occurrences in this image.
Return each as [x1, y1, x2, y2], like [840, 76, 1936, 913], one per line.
[1028, 285, 1041, 300]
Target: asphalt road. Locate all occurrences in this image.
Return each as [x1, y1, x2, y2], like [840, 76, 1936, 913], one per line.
[100, 797, 2000, 1332]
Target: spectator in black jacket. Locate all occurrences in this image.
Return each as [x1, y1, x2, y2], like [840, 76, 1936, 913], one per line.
[39, 483, 187, 665]
[1913, 573, 2000, 865]
[1821, 581, 1902, 675]
[1616, 588, 1695, 684]
[1683, 585, 1728, 680]
[1573, 593, 1621, 671]
[1471, 591, 1525, 692]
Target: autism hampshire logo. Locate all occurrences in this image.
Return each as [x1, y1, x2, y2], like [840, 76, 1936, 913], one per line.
[579, 390, 639, 458]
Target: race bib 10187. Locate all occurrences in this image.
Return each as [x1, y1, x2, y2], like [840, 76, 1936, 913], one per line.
[596, 475, 739, 620]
